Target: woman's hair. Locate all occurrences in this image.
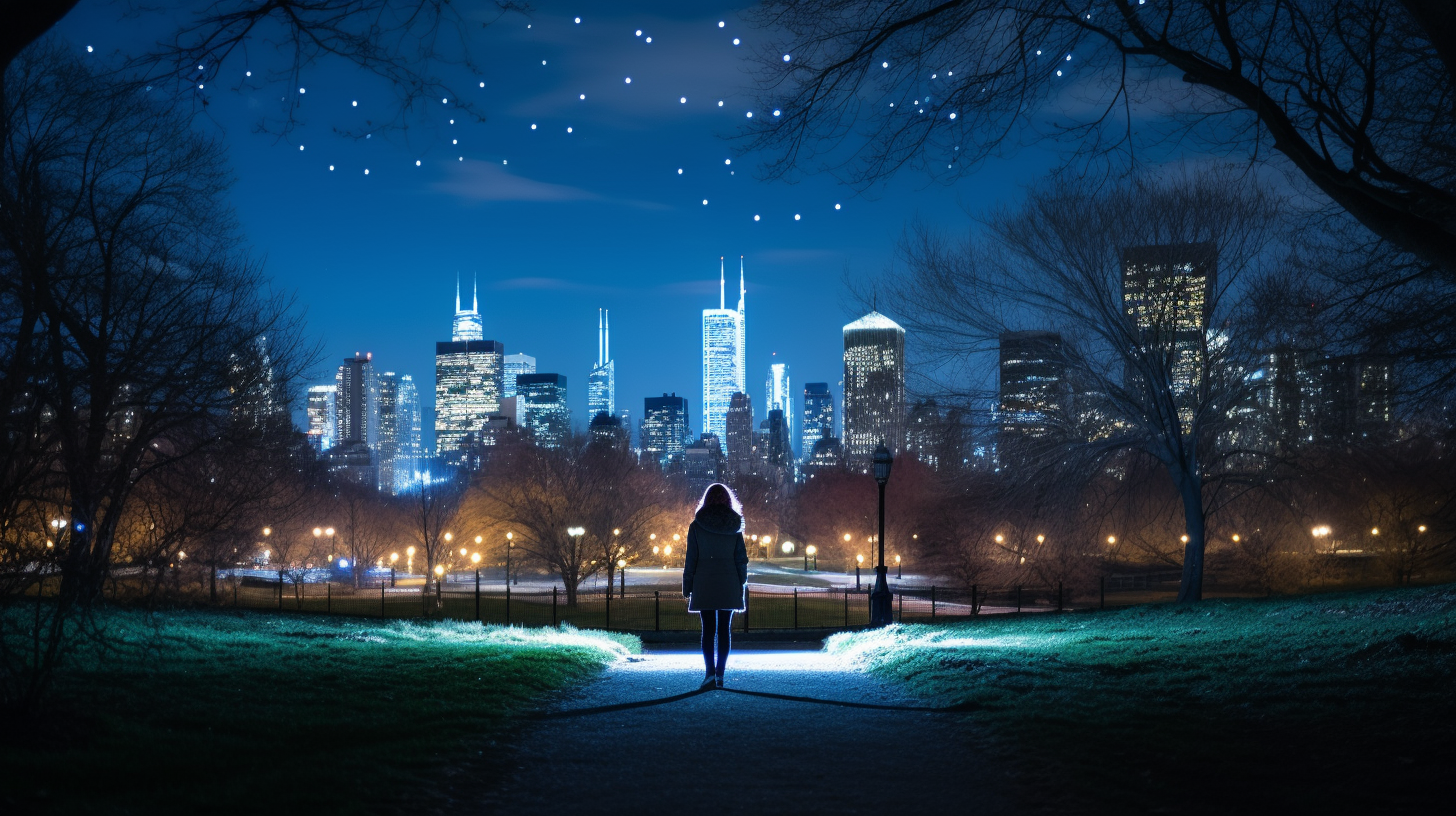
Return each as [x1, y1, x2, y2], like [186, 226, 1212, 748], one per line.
[696, 482, 743, 516]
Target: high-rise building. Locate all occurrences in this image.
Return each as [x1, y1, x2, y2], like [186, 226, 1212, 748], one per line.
[765, 408, 792, 471]
[764, 355, 793, 458]
[503, 353, 536, 399]
[589, 411, 628, 447]
[517, 373, 570, 449]
[588, 308, 616, 419]
[335, 353, 376, 447]
[435, 340, 504, 463]
[684, 433, 724, 491]
[998, 331, 1066, 440]
[801, 382, 834, 458]
[394, 374, 422, 492]
[702, 258, 747, 441]
[642, 393, 690, 468]
[376, 372, 402, 492]
[1121, 243, 1216, 396]
[725, 391, 755, 474]
[452, 274, 484, 342]
[306, 384, 337, 454]
[842, 312, 906, 466]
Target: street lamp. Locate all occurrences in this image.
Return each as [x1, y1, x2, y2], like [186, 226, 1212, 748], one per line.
[869, 442, 894, 626]
[406, 545, 416, 573]
[855, 553, 864, 589]
[781, 541, 793, 555]
[506, 532, 516, 585]
[895, 553, 902, 579]
[806, 545, 817, 570]
[617, 558, 627, 598]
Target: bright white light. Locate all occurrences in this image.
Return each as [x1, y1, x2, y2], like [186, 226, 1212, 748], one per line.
[299, 145, 304, 151]
[680, 96, 687, 103]
[773, 109, 781, 116]
[449, 119, 454, 124]
[782, 54, 791, 62]
[882, 61, 889, 68]
[718, 21, 725, 28]
[1036, 50, 1042, 55]
[352, 100, 357, 106]
[949, 112, 957, 119]
[86, 46, 93, 53]
[299, 87, 306, 93]
[702, 199, 709, 205]
[531, 123, 537, 129]
[677, 168, 683, 174]
[542, 60, 547, 65]
[416, 160, 421, 166]
[754, 215, 760, 221]
[625, 77, 631, 84]
[580, 93, 586, 99]
[646, 37, 652, 43]
[1066, 54, 1072, 60]
[339, 559, 349, 568]
[1056, 70, 1062, 76]
[725, 159, 732, 165]
[198, 84, 204, 89]
[502, 159, 507, 164]
[479, 81, 485, 87]
[452, 139, 457, 144]
[575, 17, 581, 23]
[246, 71, 252, 76]
[329, 165, 334, 171]
[442, 97, 448, 103]
[717, 100, 724, 107]
[835, 203, 841, 210]
[567, 126, 573, 132]
[746, 111, 753, 117]
[794, 214, 801, 220]
[733, 38, 741, 45]
[636, 30, 642, 36]
[364, 169, 369, 175]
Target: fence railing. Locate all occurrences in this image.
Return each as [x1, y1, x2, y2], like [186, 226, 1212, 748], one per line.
[219, 577, 1083, 631]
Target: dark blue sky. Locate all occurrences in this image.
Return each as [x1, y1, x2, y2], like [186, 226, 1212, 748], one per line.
[58, 0, 1057, 447]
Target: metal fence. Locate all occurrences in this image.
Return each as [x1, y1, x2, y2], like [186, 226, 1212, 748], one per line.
[222, 576, 1079, 631]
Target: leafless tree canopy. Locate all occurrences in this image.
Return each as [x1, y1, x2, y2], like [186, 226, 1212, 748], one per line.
[746, 1, 1456, 281]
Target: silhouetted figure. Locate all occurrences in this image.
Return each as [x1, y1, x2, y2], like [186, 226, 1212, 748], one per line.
[683, 483, 749, 688]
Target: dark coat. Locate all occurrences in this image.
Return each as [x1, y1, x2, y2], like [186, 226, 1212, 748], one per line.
[682, 505, 748, 612]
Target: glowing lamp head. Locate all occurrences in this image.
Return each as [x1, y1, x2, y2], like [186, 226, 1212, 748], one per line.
[673, 534, 680, 542]
[1180, 534, 1190, 543]
[994, 534, 1004, 544]
[649, 533, 657, 540]
[338, 559, 349, 568]
[434, 565, 445, 576]
[664, 545, 672, 556]
[1371, 527, 1380, 536]
[1419, 525, 1427, 533]
[653, 545, 660, 555]
[471, 553, 481, 564]
[781, 542, 793, 554]
[460, 547, 468, 557]
[390, 552, 399, 562]
[856, 554, 864, 564]
[507, 532, 514, 540]
[1107, 535, 1116, 544]
[313, 527, 323, 537]
[843, 533, 851, 542]
[1036, 534, 1045, 543]
[262, 527, 271, 536]
[475, 535, 483, 544]
[613, 529, 621, 536]
[406, 546, 416, 556]
[894, 554, 901, 563]
[444, 532, 453, 542]
[806, 545, 816, 555]
[177, 551, 186, 560]
[617, 559, 626, 568]
[1232, 534, 1241, 542]
[325, 527, 334, 536]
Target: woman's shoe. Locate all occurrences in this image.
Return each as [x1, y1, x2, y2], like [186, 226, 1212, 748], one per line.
[715, 674, 725, 688]
[700, 674, 717, 690]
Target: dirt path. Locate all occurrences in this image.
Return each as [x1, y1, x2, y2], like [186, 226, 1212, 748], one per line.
[477, 645, 1018, 814]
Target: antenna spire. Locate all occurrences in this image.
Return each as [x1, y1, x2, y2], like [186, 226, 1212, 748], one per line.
[597, 308, 604, 366]
[455, 273, 461, 313]
[719, 257, 725, 310]
[605, 309, 610, 362]
[472, 273, 478, 313]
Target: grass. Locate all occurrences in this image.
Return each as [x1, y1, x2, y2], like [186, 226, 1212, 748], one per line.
[0, 607, 637, 815]
[827, 584, 1456, 814]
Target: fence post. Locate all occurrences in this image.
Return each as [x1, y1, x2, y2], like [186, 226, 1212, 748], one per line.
[655, 590, 660, 632]
[1100, 576, 1105, 610]
[552, 586, 558, 627]
[1057, 581, 1063, 612]
[506, 582, 512, 626]
[971, 584, 978, 615]
[475, 569, 481, 622]
[793, 588, 798, 630]
[1016, 585, 1022, 613]
[931, 585, 937, 618]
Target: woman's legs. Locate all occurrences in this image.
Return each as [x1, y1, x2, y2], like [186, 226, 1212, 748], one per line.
[699, 610, 718, 675]
[714, 610, 733, 677]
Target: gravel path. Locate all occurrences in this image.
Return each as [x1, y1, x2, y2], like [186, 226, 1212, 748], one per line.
[478, 645, 1017, 814]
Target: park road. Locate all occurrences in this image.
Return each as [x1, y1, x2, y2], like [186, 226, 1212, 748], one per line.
[474, 645, 1020, 814]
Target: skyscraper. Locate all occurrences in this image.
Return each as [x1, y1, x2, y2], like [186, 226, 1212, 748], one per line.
[998, 331, 1067, 440]
[843, 312, 906, 466]
[306, 385, 337, 454]
[702, 257, 746, 441]
[764, 355, 792, 458]
[503, 353, 536, 398]
[452, 274, 484, 342]
[516, 373, 570, 449]
[801, 382, 834, 458]
[1121, 243, 1216, 397]
[435, 338, 505, 464]
[725, 391, 755, 474]
[335, 353, 376, 447]
[394, 374, 422, 492]
[642, 393, 690, 468]
[588, 308, 616, 419]
[376, 372, 403, 492]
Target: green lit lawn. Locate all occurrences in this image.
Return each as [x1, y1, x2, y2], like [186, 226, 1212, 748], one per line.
[828, 585, 1456, 814]
[0, 609, 636, 815]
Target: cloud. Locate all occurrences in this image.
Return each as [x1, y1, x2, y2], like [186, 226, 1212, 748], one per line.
[431, 160, 604, 202]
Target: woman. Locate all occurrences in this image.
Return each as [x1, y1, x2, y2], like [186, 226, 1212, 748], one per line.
[682, 483, 749, 689]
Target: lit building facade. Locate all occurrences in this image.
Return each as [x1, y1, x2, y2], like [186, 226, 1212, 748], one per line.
[453, 275, 484, 342]
[998, 331, 1066, 439]
[642, 393, 689, 468]
[1121, 243, 1216, 397]
[725, 391, 755, 474]
[842, 312, 906, 466]
[306, 384, 337, 454]
[517, 373, 570, 449]
[801, 382, 834, 459]
[702, 258, 746, 442]
[588, 308, 616, 419]
[503, 353, 536, 399]
[376, 372, 423, 494]
[764, 355, 793, 458]
[435, 339, 505, 463]
[335, 353, 377, 448]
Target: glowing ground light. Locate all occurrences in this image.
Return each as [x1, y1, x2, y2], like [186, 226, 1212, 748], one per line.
[442, 97, 448, 103]
[299, 87, 306, 93]
[576, 17, 581, 23]
[352, 100, 358, 106]
[773, 109, 781, 116]
[329, 165, 334, 170]
[746, 111, 753, 117]
[636, 30, 642, 36]
[718, 101, 724, 106]
[882, 61, 889, 68]
[364, 169, 369, 174]
[1057, 70, 1062, 76]
[725, 159, 732, 165]
[646, 37, 652, 43]
[580, 93, 586, 99]
[480, 81, 485, 87]
[949, 112, 957, 119]
[299, 145, 304, 150]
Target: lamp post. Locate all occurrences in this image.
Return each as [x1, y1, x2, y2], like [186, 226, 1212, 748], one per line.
[506, 532, 514, 585]
[617, 559, 626, 598]
[895, 554, 902, 580]
[806, 545, 817, 571]
[855, 554, 863, 589]
[869, 442, 894, 627]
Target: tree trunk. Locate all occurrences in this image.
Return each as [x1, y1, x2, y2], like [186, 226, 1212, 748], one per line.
[1175, 475, 1207, 603]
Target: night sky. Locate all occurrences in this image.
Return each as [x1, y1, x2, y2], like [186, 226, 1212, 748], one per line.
[56, 0, 1056, 448]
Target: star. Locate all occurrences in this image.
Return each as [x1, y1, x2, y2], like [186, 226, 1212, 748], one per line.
[718, 21, 725, 28]
[702, 199, 709, 205]
[794, 214, 801, 220]
[733, 38, 740, 46]
[754, 215, 760, 221]
[680, 97, 687, 103]
[416, 160, 421, 166]
[835, 203, 842, 210]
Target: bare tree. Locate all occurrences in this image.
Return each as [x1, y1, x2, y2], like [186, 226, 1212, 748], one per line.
[410, 473, 462, 608]
[884, 166, 1284, 601]
[333, 484, 403, 588]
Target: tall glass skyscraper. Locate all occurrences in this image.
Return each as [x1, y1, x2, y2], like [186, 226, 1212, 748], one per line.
[588, 308, 616, 419]
[394, 374, 422, 492]
[801, 382, 834, 458]
[843, 312, 906, 467]
[435, 340, 504, 462]
[764, 354, 792, 457]
[517, 373, 570, 449]
[306, 384, 337, 454]
[642, 393, 689, 468]
[503, 353, 535, 398]
[335, 353, 376, 447]
[702, 257, 746, 441]
[377, 372, 403, 492]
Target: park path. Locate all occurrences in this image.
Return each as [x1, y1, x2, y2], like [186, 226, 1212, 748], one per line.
[473, 645, 1019, 814]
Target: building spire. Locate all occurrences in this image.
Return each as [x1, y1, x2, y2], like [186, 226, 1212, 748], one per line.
[604, 309, 610, 363]
[472, 273, 478, 313]
[719, 256, 725, 310]
[455, 273, 461, 313]
[738, 256, 745, 314]
[597, 308, 604, 366]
